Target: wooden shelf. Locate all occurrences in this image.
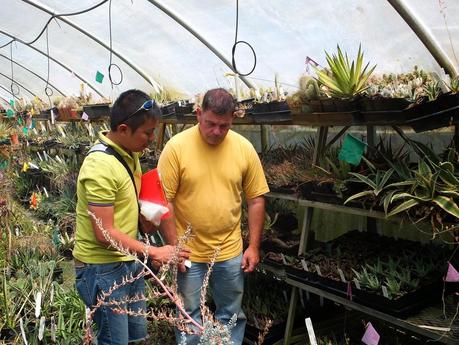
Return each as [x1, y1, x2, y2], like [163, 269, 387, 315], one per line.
[266, 192, 389, 220]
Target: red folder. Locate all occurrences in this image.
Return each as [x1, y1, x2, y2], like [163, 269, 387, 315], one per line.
[139, 168, 171, 219]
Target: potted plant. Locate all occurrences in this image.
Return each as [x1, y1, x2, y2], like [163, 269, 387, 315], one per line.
[314, 44, 376, 116]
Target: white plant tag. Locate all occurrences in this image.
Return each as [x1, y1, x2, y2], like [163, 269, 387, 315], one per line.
[338, 268, 346, 282]
[305, 318, 318, 345]
[314, 264, 322, 276]
[382, 286, 389, 298]
[50, 283, 54, 304]
[81, 112, 89, 121]
[37, 151, 43, 161]
[301, 259, 309, 271]
[20, 318, 28, 345]
[38, 316, 45, 340]
[35, 291, 42, 318]
[184, 260, 192, 269]
[29, 162, 39, 170]
[51, 316, 56, 341]
[354, 278, 361, 290]
[15, 227, 20, 236]
[43, 187, 49, 198]
[50, 109, 55, 124]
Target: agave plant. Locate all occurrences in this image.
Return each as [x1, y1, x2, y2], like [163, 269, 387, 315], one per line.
[445, 75, 459, 93]
[386, 158, 459, 219]
[314, 44, 376, 98]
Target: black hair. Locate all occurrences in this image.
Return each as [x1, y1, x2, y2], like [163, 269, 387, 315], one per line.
[201, 88, 236, 115]
[110, 89, 161, 132]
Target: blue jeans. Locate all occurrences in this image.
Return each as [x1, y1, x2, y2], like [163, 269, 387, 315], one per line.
[175, 253, 246, 345]
[75, 261, 147, 345]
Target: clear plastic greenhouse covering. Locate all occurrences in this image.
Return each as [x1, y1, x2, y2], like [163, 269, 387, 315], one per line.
[0, 0, 458, 104]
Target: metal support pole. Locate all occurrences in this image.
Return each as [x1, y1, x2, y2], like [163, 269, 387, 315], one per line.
[388, 0, 458, 77]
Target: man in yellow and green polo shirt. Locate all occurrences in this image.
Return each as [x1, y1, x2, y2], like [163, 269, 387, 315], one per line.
[158, 88, 269, 345]
[73, 89, 189, 345]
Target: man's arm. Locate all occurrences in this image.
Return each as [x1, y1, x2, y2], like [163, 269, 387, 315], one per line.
[158, 202, 178, 245]
[241, 196, 265, 273]
[88, 205, 189, 263]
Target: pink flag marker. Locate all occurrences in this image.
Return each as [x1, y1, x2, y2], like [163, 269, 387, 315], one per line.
[361, 322, 380, 345]
[445, 262, 459, 282]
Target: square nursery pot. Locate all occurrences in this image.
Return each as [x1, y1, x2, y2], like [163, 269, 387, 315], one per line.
[298, 181, 342, 204]
[319, 98, 359, 112]
[175, 102, 194, 115]
[34, 107, 57, 120]
[161, 102, 179, 117]
[83, 104, 110, 119]
[358, 97, 410, 112]
[352, 280, 443, 318]
[249, 101, 292, 123]
[404, 97, 459, 132]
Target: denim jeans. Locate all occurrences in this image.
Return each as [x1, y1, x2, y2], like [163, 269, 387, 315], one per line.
[75, 261, 147, 345]
[175, 253, 246, 345]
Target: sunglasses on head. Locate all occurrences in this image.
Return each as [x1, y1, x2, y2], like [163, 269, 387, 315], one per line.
[116, 99, 155, 126]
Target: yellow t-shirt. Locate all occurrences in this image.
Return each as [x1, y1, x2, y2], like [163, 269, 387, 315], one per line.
[158, 125, 269, 262]
[73, 132, 141, 263]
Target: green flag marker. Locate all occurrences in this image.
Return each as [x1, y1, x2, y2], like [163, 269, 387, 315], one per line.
[0, 160, 8, 170]
[9, 99, 14, 107]
[338, 134, 366, 166]
[23, 127, 28, 135]
[6, 109, 14, 117]
[96, 71, 104, 83]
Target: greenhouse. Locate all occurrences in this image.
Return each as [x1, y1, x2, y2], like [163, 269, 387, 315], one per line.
[1, 0, 459, 344]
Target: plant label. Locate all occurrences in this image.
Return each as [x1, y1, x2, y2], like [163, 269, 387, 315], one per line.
[382, 286, 389, 298]
[314, 264, 322, 276]
[51, 316, 56, 342]
[81, 112, 89, 121]
[305, 318, 318, 345]
[50, 108, 55, 124]
[338, 268, 346, 282]
[353, 278, 361, 290]
[20, 318, 28, 345]
[43, 187, 49, 198]
[301, 259, 309, 271]
[35, 291, 42, 318]
[361, 322, 380, 345]
[38, 316, 45, 340]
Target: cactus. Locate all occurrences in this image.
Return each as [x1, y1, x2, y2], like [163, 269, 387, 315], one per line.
[299, 75, 321, 101]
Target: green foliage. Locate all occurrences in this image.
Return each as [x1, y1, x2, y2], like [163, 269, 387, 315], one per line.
[423, 81, 442, 101]
[314, 44, 376, 98]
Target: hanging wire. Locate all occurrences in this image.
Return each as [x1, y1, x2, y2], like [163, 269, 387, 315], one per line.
[107, 0, 123, 87]
[231, 0, 256, 77]
[45, 27, 54, 107]
[0, 0, 109, 49]
[9, 43, 20, 99]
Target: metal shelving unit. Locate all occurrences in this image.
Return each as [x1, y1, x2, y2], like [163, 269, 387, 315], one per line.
[264, 192, 459, 344]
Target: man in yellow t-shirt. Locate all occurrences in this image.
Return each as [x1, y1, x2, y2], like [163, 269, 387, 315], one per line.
[158, 88, 269, 345]
[73, 89, 189, 345]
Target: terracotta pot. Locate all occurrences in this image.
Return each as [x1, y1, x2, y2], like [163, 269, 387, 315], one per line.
[9, 133, 19, 145]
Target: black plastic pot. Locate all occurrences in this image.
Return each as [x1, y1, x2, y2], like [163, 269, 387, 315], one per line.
[358, 97, 410, 111]
[83, 104, 110, 119]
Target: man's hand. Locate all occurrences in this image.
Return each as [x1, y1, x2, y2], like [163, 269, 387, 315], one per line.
[241, 245, 260, 273]
[148, 245, 190, 265]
